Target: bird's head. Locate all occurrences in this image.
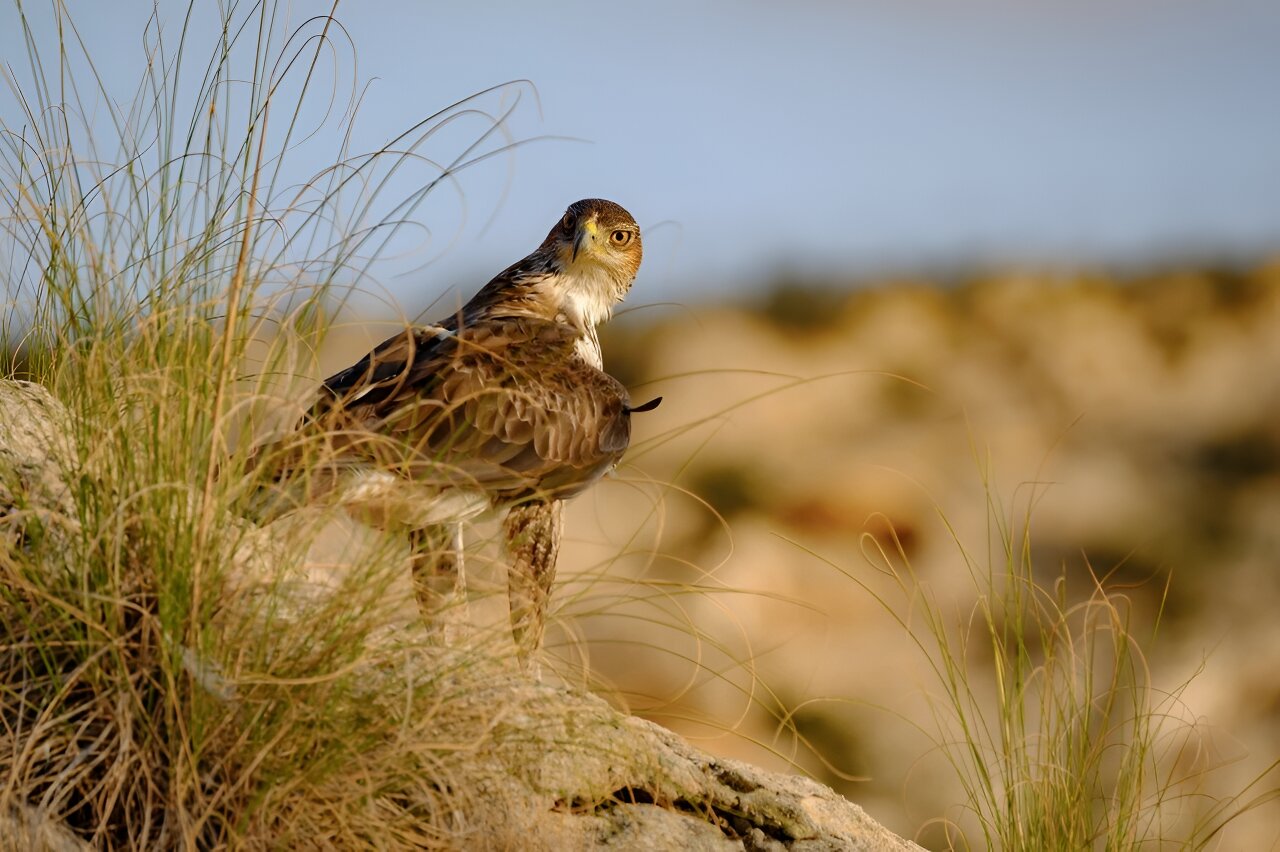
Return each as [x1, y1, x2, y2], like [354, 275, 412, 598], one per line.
[537, 199, 642, 327]
[463, 199, 643, 334]
[543, 198, 643, 278]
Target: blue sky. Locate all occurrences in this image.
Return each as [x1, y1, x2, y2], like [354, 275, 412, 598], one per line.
[3, 0, 1278, 306]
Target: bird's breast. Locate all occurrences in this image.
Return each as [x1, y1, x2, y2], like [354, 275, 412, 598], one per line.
[573, 326, 604, 369]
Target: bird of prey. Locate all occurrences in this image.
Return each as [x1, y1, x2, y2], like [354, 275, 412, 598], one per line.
[253, 199, 656, 666]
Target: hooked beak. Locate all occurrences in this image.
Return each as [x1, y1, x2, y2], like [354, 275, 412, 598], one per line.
[571, 218, 597, 262]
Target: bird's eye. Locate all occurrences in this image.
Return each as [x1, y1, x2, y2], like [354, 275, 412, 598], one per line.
[610, 229, 633, 247]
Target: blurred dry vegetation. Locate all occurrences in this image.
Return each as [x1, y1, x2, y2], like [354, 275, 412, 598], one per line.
[543, 262, 1280, 845]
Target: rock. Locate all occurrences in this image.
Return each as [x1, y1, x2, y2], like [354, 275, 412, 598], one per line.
[0, 380, 79, 549]
[441, 671, 924, 851]
[222, 484, 922, 846]
[225, 531, 923, 850]
[0, 803, 92, 852]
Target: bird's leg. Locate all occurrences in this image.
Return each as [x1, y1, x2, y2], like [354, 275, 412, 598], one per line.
[503, 500, 563, 675]
[408, 522, 469, 643]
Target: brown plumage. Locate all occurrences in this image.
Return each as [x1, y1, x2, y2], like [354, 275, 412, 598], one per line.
[255, 199, 653, 667]
[305, 317, 632, 500]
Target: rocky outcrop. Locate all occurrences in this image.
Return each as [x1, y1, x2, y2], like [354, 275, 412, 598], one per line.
[442, 668, 922, 850]
[0, 379, 921, 850]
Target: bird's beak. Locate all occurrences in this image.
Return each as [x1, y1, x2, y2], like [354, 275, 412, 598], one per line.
[572, 218, 597, 262]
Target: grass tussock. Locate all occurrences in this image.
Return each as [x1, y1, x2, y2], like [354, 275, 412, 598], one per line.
[845, 468, 1280, 850]
[0, 2, 548, 846]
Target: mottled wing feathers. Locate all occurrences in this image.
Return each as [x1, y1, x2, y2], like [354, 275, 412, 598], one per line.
[308, 317, 631, 501]
[317, 326, 452, 410]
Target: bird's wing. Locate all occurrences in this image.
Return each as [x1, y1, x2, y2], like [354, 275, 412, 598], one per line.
[317, 324, 457, 409]
[309, 317, 632, 499]
[314, 256, 561, 408]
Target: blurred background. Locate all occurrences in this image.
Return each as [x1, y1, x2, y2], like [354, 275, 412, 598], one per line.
[4, 0, 1279, 846]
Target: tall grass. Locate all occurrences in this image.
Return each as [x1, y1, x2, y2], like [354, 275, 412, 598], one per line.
[0, 2, 545, 845]
[847, 468, 1280, 850]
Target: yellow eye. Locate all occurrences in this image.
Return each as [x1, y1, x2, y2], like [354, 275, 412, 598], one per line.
[610, 229, 633, 247]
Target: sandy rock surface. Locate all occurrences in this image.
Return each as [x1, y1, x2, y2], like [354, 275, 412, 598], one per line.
[0, 380, 78, 548]
[436, 668, 923, 850]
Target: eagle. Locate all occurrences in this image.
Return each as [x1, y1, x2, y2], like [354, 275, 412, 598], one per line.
[253, 199, 656, 667]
